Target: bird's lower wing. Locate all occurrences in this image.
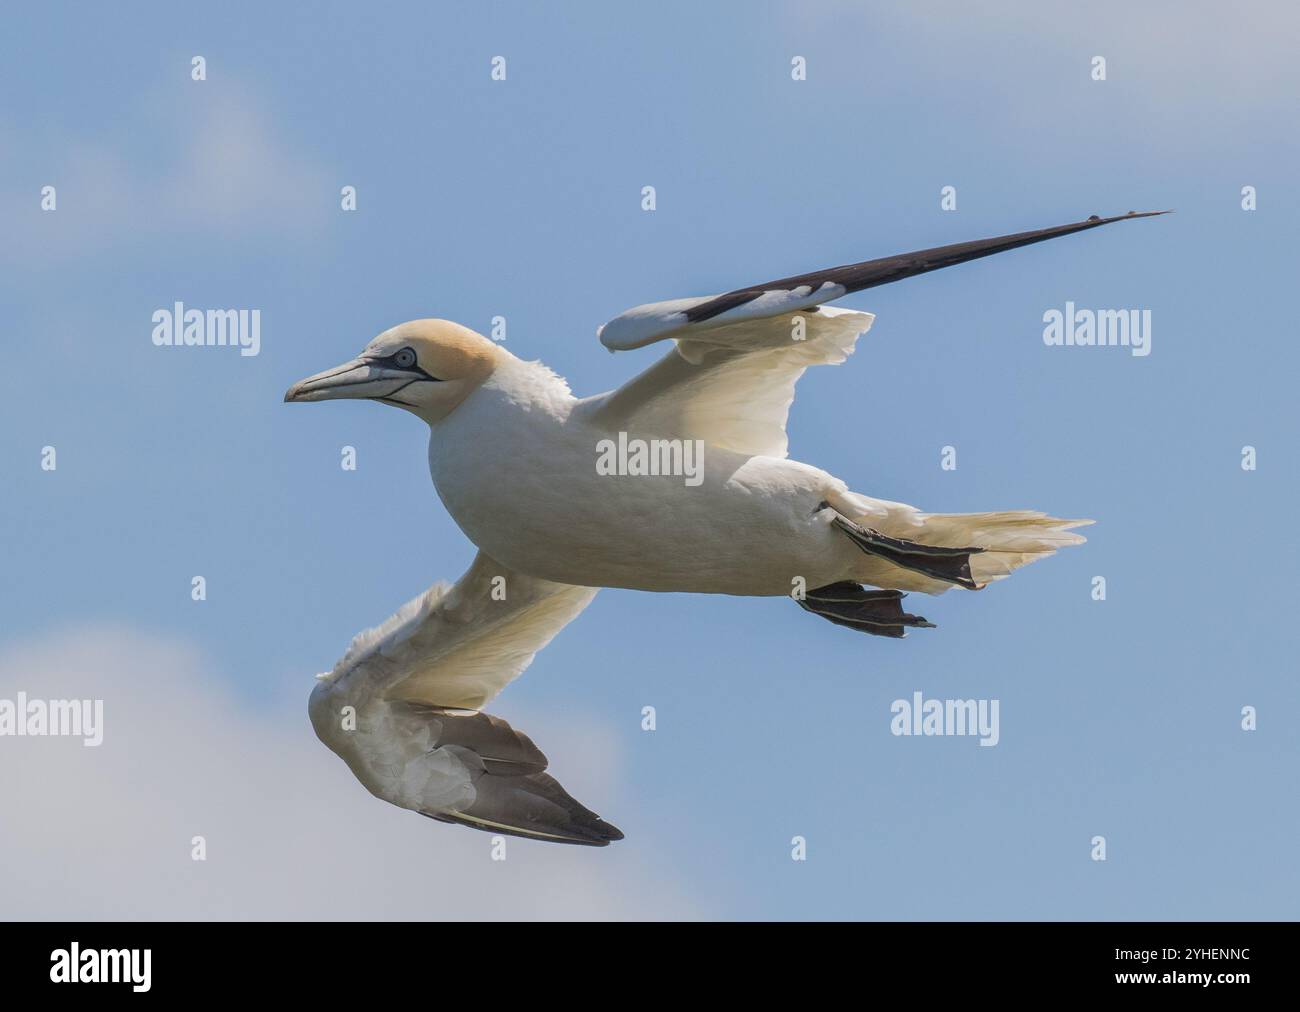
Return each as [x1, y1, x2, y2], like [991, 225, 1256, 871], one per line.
[320, 553, 619, 845]
[396, 704, 623, 846]
[328, 551, 597, 711]
[590, 211, 1167, 458]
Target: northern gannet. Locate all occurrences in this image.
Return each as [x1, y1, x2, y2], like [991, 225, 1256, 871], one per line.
[287, 211, 1165, 846]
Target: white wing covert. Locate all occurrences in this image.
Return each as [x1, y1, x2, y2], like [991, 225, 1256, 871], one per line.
[592, 212, 1169, 458]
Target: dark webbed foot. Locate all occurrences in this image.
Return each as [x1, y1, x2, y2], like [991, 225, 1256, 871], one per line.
[830, 515, 984, 590]
[798, 581, 936, 638]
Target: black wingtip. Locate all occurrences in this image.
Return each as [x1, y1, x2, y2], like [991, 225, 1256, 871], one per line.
[685, 208, 1173, 324]
[1090, 209, 1172, 223]
[422, 809, 625, 847]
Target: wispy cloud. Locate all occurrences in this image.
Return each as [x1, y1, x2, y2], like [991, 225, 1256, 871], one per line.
[4, 86, 334, 266]
[0, 625, 704, 920]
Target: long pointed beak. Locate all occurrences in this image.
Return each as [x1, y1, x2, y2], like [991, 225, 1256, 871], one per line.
[284, 358, 417, 403]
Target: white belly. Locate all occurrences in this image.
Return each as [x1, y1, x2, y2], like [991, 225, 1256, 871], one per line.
[427, 390, 856, 595]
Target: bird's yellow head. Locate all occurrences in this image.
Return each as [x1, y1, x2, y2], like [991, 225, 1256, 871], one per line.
[284, 319, 505, 423]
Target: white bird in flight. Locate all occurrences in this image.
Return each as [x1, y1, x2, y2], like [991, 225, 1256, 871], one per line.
[287, 211, 1165, 846]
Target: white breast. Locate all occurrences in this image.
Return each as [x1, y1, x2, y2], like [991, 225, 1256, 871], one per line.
[426, 361, 853, 595]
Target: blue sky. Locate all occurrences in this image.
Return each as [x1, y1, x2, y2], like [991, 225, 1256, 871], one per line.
[1, 1, 1297, 919]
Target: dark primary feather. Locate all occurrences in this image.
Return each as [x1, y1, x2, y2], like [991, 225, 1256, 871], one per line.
[684, 210, 1171, 324]
[396, 704, 624, 846]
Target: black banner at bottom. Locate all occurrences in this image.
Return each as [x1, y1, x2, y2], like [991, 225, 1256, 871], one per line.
[0, 920, 1277, 996]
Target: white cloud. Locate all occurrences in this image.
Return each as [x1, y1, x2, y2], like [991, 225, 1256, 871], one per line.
[5, 86, 333, 266]
[0, 625, 704, 920]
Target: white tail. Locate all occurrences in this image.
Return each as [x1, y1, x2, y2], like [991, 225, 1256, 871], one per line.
[830, 491, 1091, 594]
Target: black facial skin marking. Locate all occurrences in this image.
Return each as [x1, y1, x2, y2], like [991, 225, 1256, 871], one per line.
[377, 377, 421, 407]
[368, 347, 443, 383]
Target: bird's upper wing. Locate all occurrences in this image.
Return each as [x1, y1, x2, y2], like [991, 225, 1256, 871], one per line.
[321, 552, 619, 845]
[591, 305, 873, 458]
[591, 211, 1168, 458]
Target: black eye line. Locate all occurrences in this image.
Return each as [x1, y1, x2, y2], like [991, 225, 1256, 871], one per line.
[366, 350, 442, 382]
